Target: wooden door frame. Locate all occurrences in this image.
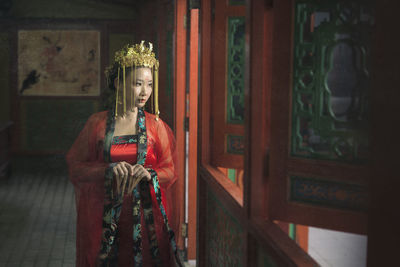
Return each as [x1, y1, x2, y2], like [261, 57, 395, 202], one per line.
[197, 0, 316, 266]
[174, 0, 187, 251]
[187, 7, 199, 261]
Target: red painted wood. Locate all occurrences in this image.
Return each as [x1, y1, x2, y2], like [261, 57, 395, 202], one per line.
[198, 0, 211, 263]
[187, 8, 199, 260]
[174, 0, 187, 250]
[296, 225, 308, 253]
[249, 218, 316, 267]
[211, 0, 245, 170]
[245, 0, 273, 221]
[201, 165, 243, 207]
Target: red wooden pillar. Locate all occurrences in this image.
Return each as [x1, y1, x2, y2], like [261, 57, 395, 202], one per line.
[174, 0, 187, 250]
[188, 8, 199, 260]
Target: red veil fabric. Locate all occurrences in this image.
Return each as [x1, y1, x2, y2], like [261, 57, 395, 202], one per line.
[66, 110, 181, 267]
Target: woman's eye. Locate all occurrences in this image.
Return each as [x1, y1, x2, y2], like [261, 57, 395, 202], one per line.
[148, 83, 153, 87]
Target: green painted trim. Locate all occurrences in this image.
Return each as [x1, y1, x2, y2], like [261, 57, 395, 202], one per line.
[227, 169, 236, 183]
[290, 1, 373, 164]
[289, 223, 296, 241]
[226, 16, 245, 124]
[289, 175, 368, 211]
[226, 134, 244, 155]
[229, 0, 245, 6]
[257, 243, 278, 267]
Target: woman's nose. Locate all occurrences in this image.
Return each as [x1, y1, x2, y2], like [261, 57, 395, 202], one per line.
[140, 85, 146, 95]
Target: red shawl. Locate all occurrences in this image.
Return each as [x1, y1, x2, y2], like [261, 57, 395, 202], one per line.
[66, 110, 181, 267]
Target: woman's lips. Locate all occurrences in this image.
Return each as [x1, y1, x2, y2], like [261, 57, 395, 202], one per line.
[138, 99, 146, 103]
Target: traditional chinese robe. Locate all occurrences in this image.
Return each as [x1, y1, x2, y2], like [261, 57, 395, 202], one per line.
[66, 110, 181, 266]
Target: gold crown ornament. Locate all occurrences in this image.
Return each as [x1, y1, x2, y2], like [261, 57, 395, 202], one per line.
[106, 41, 160, 120]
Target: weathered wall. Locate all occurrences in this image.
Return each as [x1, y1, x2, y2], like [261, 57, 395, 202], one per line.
[0, 0, 174, 154]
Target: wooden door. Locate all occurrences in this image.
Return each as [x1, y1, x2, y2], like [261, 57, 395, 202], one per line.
[198, 0, 316, 266]
[268, 0, 374, 233]
[197, 0, 395, 266]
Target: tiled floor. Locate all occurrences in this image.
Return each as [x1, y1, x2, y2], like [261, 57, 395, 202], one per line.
[308, 227, 367, 267]
[0, 156, 76, 267]
[0, 156, 195, 267]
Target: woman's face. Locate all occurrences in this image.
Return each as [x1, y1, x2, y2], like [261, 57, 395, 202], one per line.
[115, 67, 153, 110]
[132, 67, 153, 108]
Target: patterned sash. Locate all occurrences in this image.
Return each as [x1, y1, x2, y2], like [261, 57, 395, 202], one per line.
[98, 108, 182, 267]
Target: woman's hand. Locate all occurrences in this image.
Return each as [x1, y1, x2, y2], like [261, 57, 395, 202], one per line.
[124, 165, 151, 193]
[131, 164, 151, 182]
[112, 161, 134, 195]
[112, 162, 151, 195]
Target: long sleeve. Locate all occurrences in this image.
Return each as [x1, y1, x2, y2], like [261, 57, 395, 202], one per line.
[66, 111, 109, 187]
[151, 118, 178, 189]
[66, 111, 110, 267]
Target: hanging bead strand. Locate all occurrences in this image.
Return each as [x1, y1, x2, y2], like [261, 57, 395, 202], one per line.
[115, 67, 120, 118]
[130, 65, 133, 111]
[123, 66, 126, 114]
[154, 67, 159, 120]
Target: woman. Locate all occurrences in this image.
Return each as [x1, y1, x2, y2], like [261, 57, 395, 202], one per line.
[66, 41, 181, 266]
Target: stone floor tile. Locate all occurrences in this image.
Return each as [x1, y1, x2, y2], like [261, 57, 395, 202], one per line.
[21, 261, 36, 267]
[48, 260, 63, 267]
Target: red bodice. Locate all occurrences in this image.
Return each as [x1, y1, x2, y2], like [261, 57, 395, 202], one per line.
[110, 140, 171, 266]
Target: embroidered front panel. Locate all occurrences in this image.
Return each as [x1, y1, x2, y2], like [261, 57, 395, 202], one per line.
[112, 135, 138, 145]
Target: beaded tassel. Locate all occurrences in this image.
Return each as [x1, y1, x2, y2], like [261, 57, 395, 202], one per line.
[133, 66, 136, 109]
[150, 67, 154, 114]
[130, 65, 133, 111]
[115, 68, 120, 118]
[123, 66, 126, 114]
[154, 67, 159, 120]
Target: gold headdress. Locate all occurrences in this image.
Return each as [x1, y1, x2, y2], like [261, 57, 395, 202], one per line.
[105, 41, 160, 119]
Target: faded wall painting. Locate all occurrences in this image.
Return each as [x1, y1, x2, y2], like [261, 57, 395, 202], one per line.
[18, 30, 100, 96]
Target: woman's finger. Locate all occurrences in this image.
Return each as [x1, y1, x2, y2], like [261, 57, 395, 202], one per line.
[135, 168, 142, 177]
[113, 168, 118, 177]
[130, 175, 136, 194]
[131, 164, 140, 175]
[132, 176, 142, 189]
[128, 176, 135, 193]
[121, 175, 128, 195]
[116, 165, 125, 178]
[120, 163, 129, 177]
[117, 175, 124, 195]
[125, 163, 135, 177]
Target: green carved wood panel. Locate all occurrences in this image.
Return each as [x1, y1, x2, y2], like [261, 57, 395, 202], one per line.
[205, 189, 244, 266]
[258, 243, 278, 267]
[289, 175, 368, 211]
[227, 16, 245, 125]
[229, 0, 245, 6]
[291, 0, 374, 163]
